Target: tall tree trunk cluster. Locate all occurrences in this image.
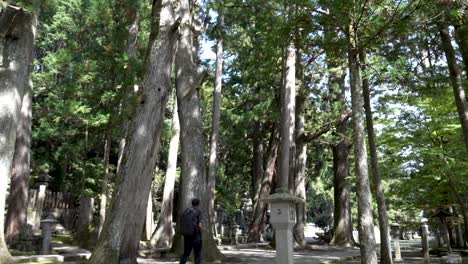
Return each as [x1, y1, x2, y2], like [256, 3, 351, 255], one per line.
[348, 22, 378, 263]
[208, 5, 224, 231]
[171, 0, 223, 261]
[88, 0, 179, 262]
[361, 50, 393, 264]
[0, 4, 37, 263]
[151, 100, 180, 248]
[437, 22, 468, 152]
[323, 23, 355, 247]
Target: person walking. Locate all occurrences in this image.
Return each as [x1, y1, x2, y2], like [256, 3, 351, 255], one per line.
[180, 198, 203, 264]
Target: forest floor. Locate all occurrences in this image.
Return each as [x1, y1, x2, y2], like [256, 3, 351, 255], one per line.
[12, 236, 468, 263]
[136, 243, 468, 264]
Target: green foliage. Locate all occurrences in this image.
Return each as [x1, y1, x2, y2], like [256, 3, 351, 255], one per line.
[21, 0, 467, 234]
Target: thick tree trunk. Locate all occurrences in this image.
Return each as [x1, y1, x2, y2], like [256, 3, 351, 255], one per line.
[0, 5, 36, 263]
[251, 121, 264, 216]
[292, 43, 307, 246]
[323, 32, 355, 247]
[151, 100, 180, 248]
[98, 125, 112, 236]
[360, 50, 393, 264]
[208, 7, 224, 230]
[348, 24, 378, 263]
[116, 7, 140, 174]
[330, 126, 353, 247]
[454, 11, 468, 77]
[455, 25, 468, 77]
[172, 0, 223, 262]
[438, 23, 468, 152]
[87, 1, 178, 263]
[5, 80, 32, 244]
[293, 109, 307, 247]
[248, 126, 279, 242]
[322, 20, 355, 247]
[278, 40, 295, 193]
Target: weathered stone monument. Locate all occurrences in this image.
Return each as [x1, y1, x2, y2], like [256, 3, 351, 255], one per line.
[421, 220, 429, 263]
[75, 196, 94, 248]
[40, 216, 58, 254]
[33, 171, 51, 230]
[390, 223, 402, 262]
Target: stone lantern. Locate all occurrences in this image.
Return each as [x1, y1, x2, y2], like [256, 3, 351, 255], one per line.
[264, 193, 304, 264]
[33, 169, 52, 230]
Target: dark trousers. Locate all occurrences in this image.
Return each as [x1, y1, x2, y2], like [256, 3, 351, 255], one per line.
[180, 234, 202, 264]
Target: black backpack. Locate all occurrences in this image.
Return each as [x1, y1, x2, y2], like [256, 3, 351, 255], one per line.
[181, 208, 198, 236]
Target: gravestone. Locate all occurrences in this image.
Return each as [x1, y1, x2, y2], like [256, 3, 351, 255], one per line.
[421, 221, 429, 263]
[40, 217, 58, 254]
[33, 171, 51, 230]
[390, 223, 402, 262]
[75, 196, 94, 248]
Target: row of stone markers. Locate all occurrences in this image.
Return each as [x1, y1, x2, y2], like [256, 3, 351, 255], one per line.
[390, 220, 463, 264]
[7, 171, 95, 254]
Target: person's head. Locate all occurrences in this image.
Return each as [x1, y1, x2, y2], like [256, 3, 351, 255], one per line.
[191, 198, 200, 207]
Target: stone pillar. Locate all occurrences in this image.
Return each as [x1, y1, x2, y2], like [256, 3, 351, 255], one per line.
[34, 184, 47, 230]
[40, 217, 58, 254]
[456, 223, 464, 248]
[441, 216, 452, 252]
[264, 193, 303, 264]
[390, 223, 402, 262]
[232, 224, 240, 244]
[76, 196, 94, 247]
[433, 228, 440, 250]
[421, 221, 429, 263]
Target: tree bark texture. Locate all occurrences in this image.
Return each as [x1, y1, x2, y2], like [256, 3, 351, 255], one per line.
[248, 126, 279, 242]
[208, 7, 224, 229]
[330, 120, 354, 247]
[278, 41, 295, 193]
[293, 107, 307, 247]
[116, 6, 140, 175]
[0, 5, 36, 263]
[173, 0, 223, 261]
[360, 50, 393, 264]
[251, 121, 264, 216]
[5, 80, 32, 244]
[98, 125, 112, 236]
[438, 23, 468, 152]
[292, 44, 307, 246]
[151, 100, 180, 249]
[323, 25, 355, 246]
[88, 1, 178, 263]
[348, 24, 378, 263]
[455, 23, 468, 77]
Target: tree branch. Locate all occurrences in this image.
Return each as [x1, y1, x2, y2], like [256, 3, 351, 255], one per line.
[300, 110, 352, 142]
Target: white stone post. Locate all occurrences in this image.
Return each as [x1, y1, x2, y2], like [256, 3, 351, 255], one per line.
[390, 223, 402, 262]
[34, 184, 47, 230]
